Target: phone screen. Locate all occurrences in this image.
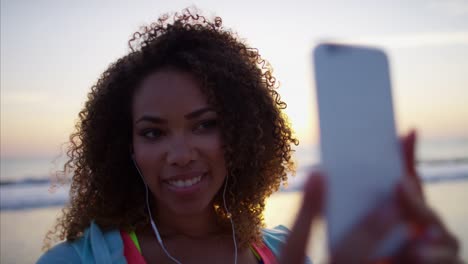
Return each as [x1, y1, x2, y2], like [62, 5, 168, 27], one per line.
[313, 43, 405, 257]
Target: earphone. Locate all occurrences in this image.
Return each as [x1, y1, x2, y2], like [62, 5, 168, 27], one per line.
[131, 155, 238, 264]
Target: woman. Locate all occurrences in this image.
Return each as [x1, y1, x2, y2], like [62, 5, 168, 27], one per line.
[38, 9, 459, 263]
[39, 9, 299, 264]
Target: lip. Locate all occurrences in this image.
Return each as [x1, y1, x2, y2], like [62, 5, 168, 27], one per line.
[163, 172, 207, 195]
[163, 171, 206, 182]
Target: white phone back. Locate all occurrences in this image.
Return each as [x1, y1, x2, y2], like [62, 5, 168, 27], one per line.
[313, 43, 405, 257]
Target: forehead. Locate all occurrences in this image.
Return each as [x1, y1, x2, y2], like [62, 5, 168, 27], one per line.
[132, 70, 208, 117]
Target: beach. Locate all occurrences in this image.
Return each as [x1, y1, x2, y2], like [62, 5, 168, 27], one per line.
[1, 180, 467, 263]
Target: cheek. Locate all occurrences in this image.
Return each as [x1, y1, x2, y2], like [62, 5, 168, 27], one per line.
[133, 142, 164, 180]
[203, 136, 226, 172]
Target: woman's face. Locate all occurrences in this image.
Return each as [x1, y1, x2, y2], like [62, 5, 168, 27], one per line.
[132, 70, 226, 216]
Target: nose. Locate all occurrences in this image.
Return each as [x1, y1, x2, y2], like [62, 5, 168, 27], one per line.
[166, 135, 197, 167]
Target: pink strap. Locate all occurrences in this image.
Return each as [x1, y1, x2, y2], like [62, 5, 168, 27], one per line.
[120, 231, 147, 264]
[251, 242, 278, 264]
[121, 230, 277, 264]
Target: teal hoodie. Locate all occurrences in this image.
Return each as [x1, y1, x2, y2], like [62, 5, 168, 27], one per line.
[37, 222, 312, 263]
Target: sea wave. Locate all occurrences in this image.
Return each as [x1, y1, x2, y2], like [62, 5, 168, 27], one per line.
[281, 163, 468, 191]
[0, 177, 51, 186]
[1, 163, 468, 211]
[0, 182, 70, 210]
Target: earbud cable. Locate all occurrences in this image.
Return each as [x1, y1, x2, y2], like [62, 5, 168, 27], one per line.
[132, 157, 237, 264]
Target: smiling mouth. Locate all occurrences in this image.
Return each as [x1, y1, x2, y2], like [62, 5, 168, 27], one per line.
[166, 175, 203, 188]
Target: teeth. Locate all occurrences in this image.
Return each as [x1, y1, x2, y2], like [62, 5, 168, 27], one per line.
[168, 176, 202, 188]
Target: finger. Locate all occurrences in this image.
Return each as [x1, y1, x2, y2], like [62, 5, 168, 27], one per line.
[415, 244, 460, 264]
[397, 181, 459, 250]
[331, 200, 400, 263]
[279, 172, 325, 264]
[397, 179, 440, 227]
[398, 240, 460, 264]
[423, 225, 460, 255]
[400, 130, 423, 197]
[401, 130, 417, 177]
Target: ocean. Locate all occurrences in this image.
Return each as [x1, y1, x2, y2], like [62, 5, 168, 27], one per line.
[0, 138, 467, 262]
[1, 138, 468, 210]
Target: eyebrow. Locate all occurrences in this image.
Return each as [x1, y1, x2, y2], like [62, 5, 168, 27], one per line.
[185, 107, 216, 119]
[135, 107, 216, 124]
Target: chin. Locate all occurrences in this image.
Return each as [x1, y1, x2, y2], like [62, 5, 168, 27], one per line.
[165, 200, 215, 216]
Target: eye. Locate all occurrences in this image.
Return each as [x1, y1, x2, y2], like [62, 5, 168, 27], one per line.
[140, 128, 164, 140]
[194, 119, 218, 133]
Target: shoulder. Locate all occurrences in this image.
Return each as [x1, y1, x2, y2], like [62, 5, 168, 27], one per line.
[261, 225, 313, 264]
[36, 222, 126, 264]
[36, 242, 80, 264]
[261, 225, 290, 257]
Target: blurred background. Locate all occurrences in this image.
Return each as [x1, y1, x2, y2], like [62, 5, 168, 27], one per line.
[1, 0, 467, 263]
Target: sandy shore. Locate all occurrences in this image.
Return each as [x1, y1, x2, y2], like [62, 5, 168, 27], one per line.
[1, 181, 467, 263]
[1, 207, 63, 264]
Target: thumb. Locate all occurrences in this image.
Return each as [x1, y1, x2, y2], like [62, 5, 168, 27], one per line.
[401, 130, 423, 197]
[279, 172, 325, 264]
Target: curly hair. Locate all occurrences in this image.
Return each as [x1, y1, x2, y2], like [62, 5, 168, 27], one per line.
[45, 8, 298, 249]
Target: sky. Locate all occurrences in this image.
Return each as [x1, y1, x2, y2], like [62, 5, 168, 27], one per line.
[1, 0, 468, 159]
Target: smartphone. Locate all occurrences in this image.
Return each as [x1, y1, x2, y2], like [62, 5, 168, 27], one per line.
[313, 43, 406, 258]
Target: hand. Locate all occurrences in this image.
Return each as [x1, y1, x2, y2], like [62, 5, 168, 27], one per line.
[393, 131, 460, 263]
[279, 131, 460, 264]
[280, 172, 401, 264]
[278, 171, 325, 264]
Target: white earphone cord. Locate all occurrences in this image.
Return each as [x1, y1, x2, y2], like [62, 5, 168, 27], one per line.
[132, 158, 238, 264]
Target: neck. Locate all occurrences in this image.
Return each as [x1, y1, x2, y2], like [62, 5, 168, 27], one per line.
[152, 204, 223, 239]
